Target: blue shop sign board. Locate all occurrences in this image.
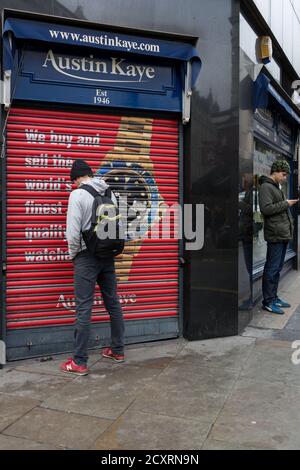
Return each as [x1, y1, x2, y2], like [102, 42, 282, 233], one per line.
[254, 108, 294, 155]
[13, 46, 182, 111]
[4, 18, 201, 112]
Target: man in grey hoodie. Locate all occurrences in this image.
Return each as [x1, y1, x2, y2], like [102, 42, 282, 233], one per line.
[60, 159, 125, 376]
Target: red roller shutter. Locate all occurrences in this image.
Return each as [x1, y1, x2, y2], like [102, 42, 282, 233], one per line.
[6, 107, 180, 331]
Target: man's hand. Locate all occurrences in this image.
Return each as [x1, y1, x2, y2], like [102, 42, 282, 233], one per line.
[287, 199, 299, 207]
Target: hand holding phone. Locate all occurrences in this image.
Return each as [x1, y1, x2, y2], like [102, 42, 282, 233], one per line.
[287, 199, 299, 207]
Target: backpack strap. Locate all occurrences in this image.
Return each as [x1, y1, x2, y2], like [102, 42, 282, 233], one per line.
[80, 184, 103, 226]
[81, 184, 115, 226]
[80, 184, 100, 198]
[105, 187, 112, 198]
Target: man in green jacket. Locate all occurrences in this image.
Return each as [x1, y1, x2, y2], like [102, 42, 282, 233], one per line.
[259, 160, 298, 314]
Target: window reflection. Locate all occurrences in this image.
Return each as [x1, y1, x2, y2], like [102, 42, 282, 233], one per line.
[239, 173, 253, 309]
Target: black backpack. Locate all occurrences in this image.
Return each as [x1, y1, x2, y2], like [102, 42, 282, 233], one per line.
[80, 184, 125, 258]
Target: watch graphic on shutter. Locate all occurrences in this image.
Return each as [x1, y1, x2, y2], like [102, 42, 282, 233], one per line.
[97, 116, 162, 282]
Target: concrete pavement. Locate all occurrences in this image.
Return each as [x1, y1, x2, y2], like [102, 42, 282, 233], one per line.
[0, 333, 300, 450]
[1, 272, 300, 450]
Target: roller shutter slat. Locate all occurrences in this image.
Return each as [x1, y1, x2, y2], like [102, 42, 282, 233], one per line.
[7, 273, 179, 288]
[7, 311, 178, 329]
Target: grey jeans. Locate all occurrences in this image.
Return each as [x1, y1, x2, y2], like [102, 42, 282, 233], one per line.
[73, 250, 124, 366]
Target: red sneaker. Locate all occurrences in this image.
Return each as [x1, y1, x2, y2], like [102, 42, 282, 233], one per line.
[60, 358, 89, 376]
[101, 347, 125, 363]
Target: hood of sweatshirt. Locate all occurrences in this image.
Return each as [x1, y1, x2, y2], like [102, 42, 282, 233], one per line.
[79, 176, 108, 194]
[259, 175, 278, 187]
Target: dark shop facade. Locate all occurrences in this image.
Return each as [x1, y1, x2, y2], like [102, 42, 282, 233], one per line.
[0, 0, 299, 361]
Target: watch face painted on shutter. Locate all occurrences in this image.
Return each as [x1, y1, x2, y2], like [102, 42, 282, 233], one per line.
[95, 115, 164, 283]
[96, 165, 159, 240]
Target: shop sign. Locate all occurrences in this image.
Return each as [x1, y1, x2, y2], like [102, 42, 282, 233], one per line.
[254, 110, 293, 155]
[13, 46, 181, 112]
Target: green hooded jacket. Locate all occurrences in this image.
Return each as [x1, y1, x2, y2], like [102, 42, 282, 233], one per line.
[258, 175, 294, 242]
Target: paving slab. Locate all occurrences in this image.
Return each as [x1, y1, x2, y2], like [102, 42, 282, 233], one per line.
[249, 271, 300, 330]
[11, 342, 186, 375]
[132, 362, 239, 423]
[284, 306, 300, 331]
[91, 409, 211, 450]
[0, 393, 40, 433]
[242, 326, 275, 339]
[0, 433, 59, 450]
[42, 364, 161, 420]
[175, 336, 255, 371]
[126, 338, 186, 352]
[241, 339, 300, 387]
[11, 350, 101, 377]
[0, 369, 72, 401]
[273, 328, 300, 341]
[278, 272, 300, 307]
[3, 407, 112, 450]
[123, 340, 185, 369]
[201, 438, 270, 450]
[249, 306, 295, 330]
[209, 378, 300, 449]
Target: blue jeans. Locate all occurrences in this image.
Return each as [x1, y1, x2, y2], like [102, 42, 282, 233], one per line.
[262, 242, 288, 306]
[73, 251, 124, 366]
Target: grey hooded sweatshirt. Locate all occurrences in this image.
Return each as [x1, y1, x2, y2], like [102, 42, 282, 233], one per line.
[66, 176, 116, 259]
